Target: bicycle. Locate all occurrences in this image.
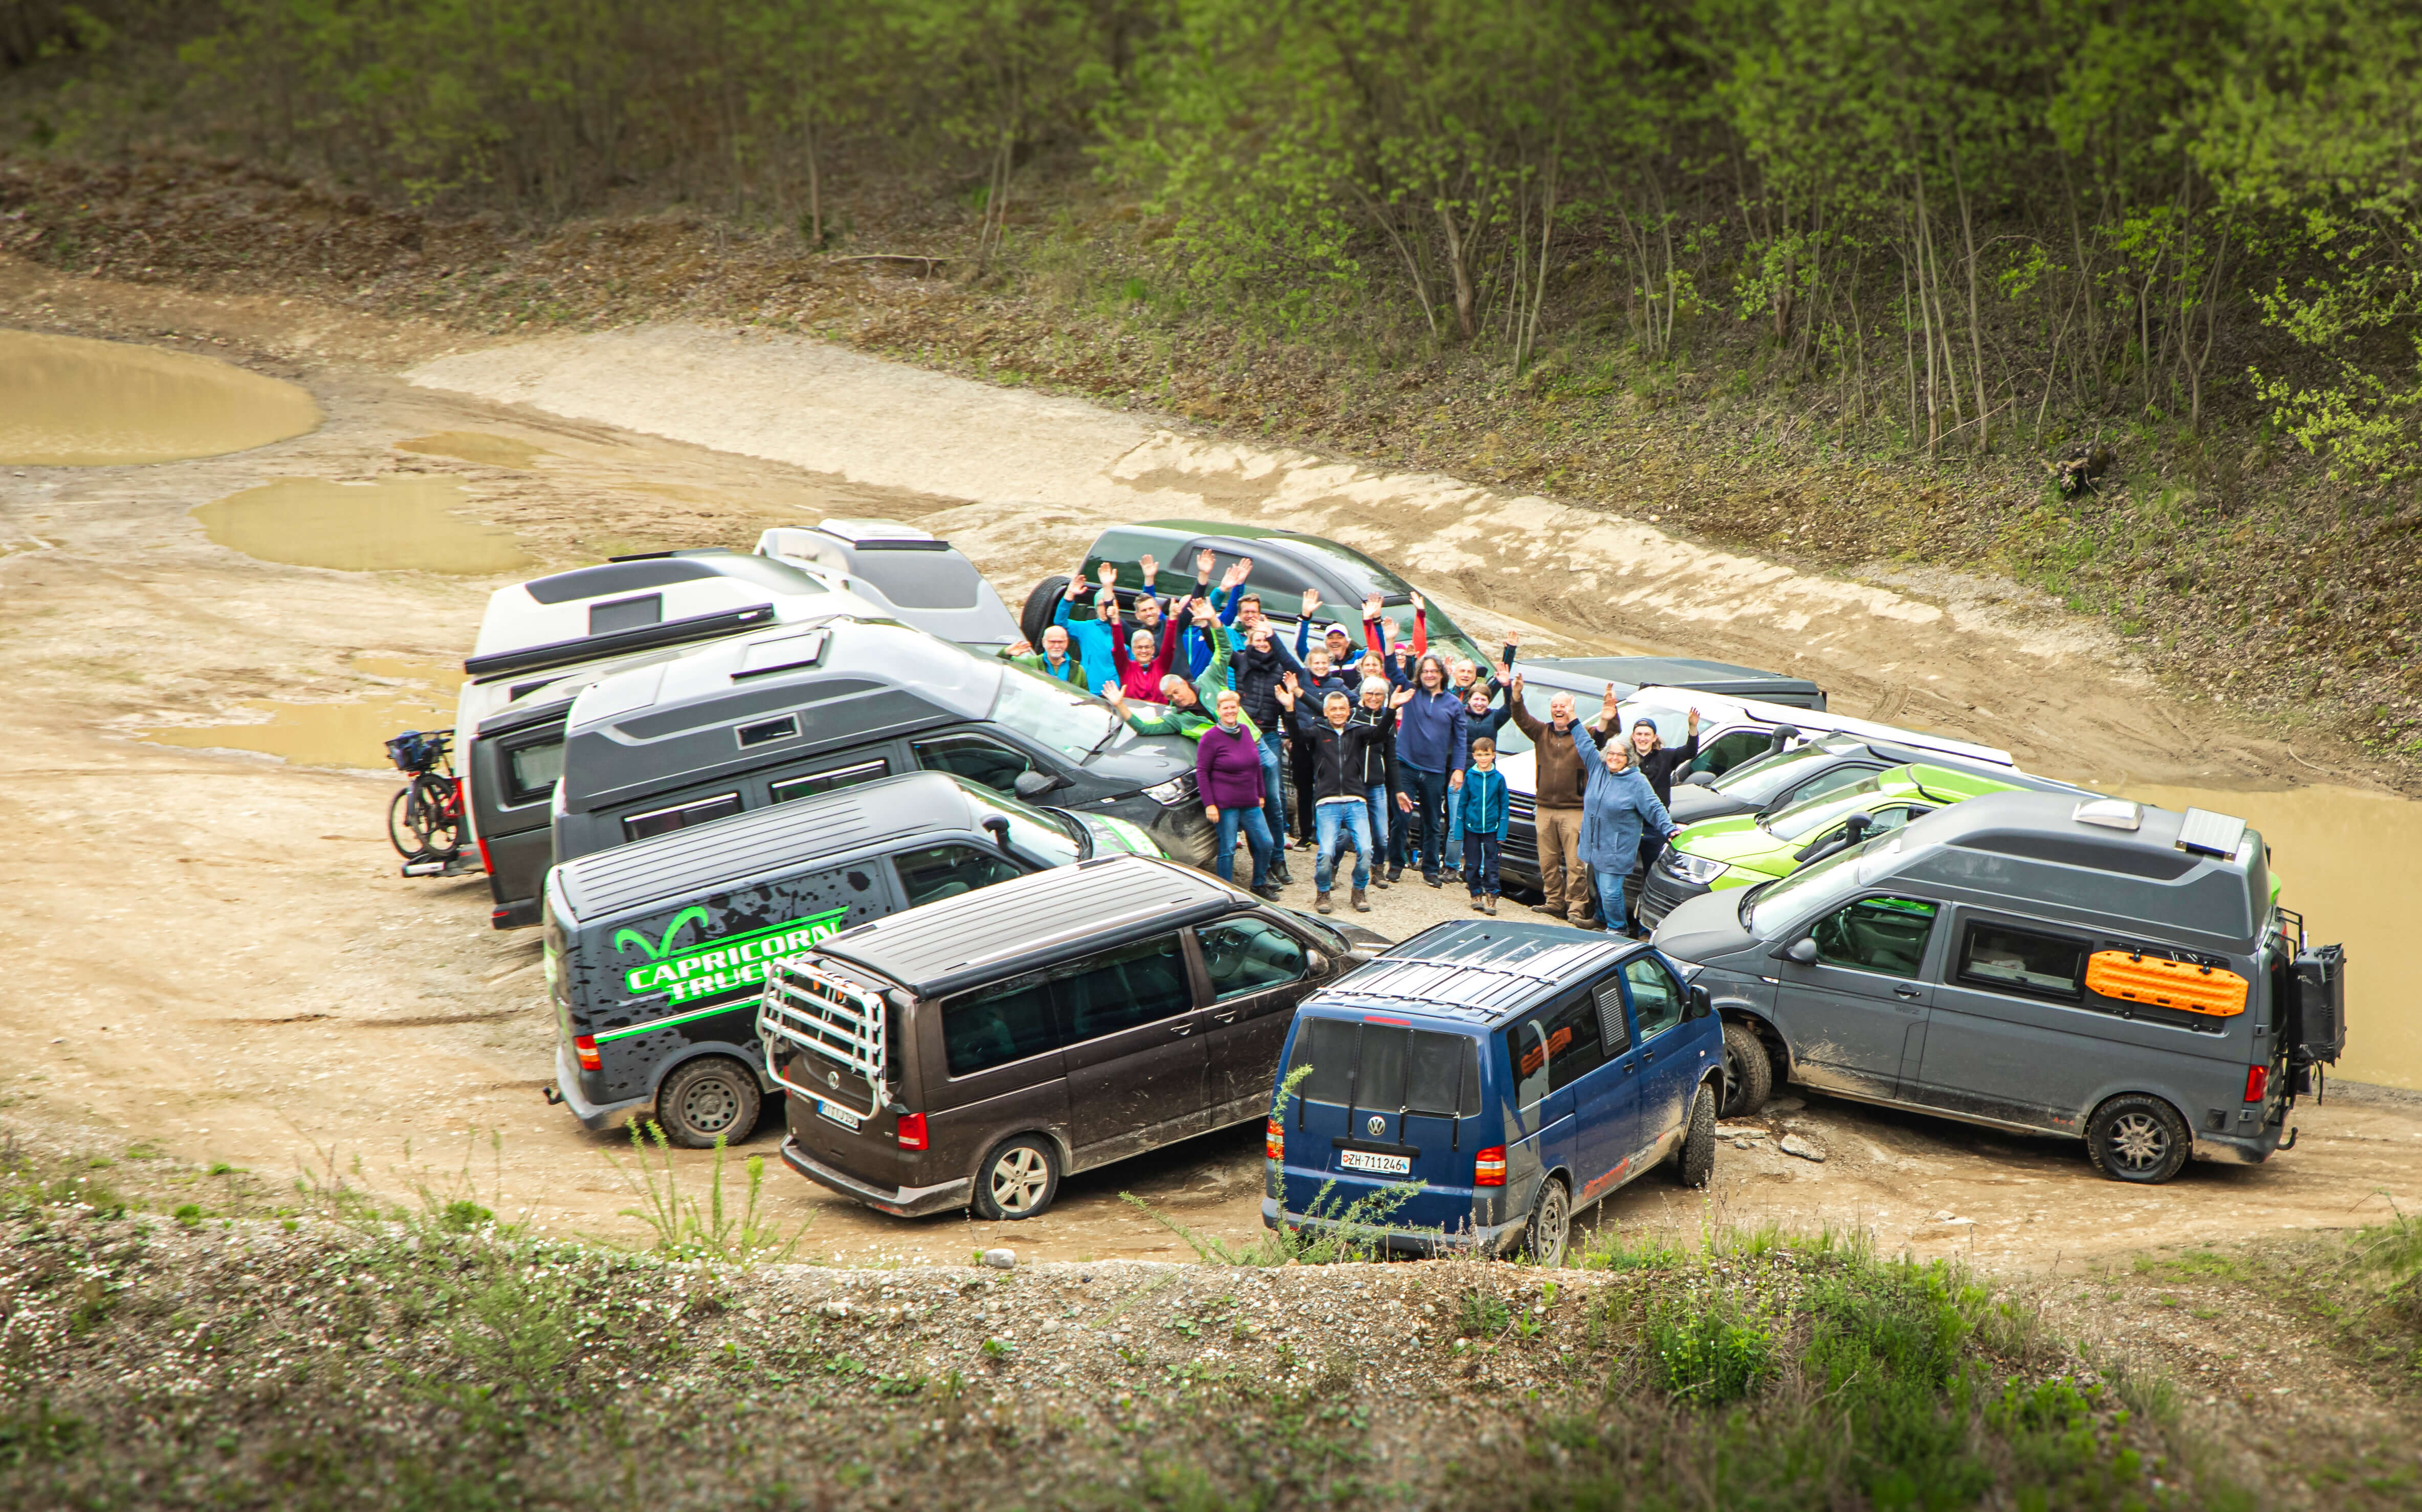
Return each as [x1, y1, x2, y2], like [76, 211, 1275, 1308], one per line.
[385, 728, 465, 860]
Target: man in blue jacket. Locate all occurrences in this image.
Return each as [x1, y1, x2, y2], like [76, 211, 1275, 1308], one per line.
[1569, 717, 1680, 936]
[1392, 654, 1467, 888]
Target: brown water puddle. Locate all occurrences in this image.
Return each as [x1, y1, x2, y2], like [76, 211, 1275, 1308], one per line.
[193, 477, 533, 574]
[2122, 783, 2422, 1091]
[0, 329, 322, 464]
[395, 431, 552, 469]
[141, 653, 464, 769]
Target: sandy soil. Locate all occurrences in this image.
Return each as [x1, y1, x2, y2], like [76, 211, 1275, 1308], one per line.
[3, 254, 2417, 1275]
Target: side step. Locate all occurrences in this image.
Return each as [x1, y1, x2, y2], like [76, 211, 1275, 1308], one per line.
[400, 852, 481, 879]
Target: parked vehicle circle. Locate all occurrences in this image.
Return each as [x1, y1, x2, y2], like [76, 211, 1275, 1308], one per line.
[1676, 1091, 1716, 1188]
[1517, 1176, 1570, 1266]
[1719, 1021, 1773, 1118]
[654, 1058, 762, 1148]
[974, 1137, 1060, 1220]
[2086, 1094, 2191, 1184]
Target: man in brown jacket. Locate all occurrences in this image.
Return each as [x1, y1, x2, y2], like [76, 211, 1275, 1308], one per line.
[1507, 675, 1616, 925]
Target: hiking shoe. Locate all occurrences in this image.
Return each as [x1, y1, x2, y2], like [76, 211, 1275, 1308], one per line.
[1252, 884, 1285, 902]
[1386, 864, 1403, 882]
[1424, 872, 1442, 888]
[1532, 902, 1565, 917]
[1469, 896, 1485, 911]
[1351, 887, 1370, 913]
[1484, 895, 1499, 916]
[1372, 872, 1391, 889]
[1315, 891, 1333, 915]
[1272, 863, 1293, 886]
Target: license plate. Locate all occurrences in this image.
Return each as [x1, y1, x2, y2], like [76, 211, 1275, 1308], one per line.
[1340, 1149, 1410, 1176]
[817, 1100, 862, 1131]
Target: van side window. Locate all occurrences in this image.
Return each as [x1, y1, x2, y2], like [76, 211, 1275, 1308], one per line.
[942, 972, 1063, 1077]
[1811, 897, 1940, 978]
[504, 737, 565, 807]
[1056, 933, 1192, 1041]
[623, 792, 741, 842]
[1505, 991, 1608, 1100]
[911, 732, 1036, 796]
[1693, 729, 1771, 777]
[1591, 977, 1631, 1054]
[1624, 957, 1685, 1040]
[1956, 920, 2087, 1002]
[1197, 919, 1308, 1001]
[769, 758, 890, 805]
[894, 845, 1026, 907]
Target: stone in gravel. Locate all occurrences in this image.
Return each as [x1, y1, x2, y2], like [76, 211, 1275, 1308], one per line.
[982, 1248, 1016, 1269]
[1778, 1133, 1827, 1162]
[1714, 1124, 1765, 1139]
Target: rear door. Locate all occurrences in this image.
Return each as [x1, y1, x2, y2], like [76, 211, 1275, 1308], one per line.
[1623, 953, 1701, 1161]
[1056, 932, 1210, 1160]
[1278, 1015, 1482, 1235]
[1770, 895, 1942, 1097]
[1192, 915, 1318, 1121]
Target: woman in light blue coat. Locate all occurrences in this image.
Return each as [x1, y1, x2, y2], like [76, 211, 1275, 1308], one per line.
[1571, 718, 1679, 936]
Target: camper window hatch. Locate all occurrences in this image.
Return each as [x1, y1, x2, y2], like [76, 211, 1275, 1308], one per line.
[588, 594, 664, 636]
[2073, 797, 2143, 831]
[2175, 807, 2247, 858]
[734, 629, 828, 679]
[736, 715, 801, 749]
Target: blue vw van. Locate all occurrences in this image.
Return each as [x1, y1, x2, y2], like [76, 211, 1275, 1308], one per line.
[1262, 922, 1724, 1265]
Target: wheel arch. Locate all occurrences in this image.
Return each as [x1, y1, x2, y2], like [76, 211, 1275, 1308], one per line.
[966, 1125, 1077, 1188]
[1718, 1003, 1792, 1078]
[646, 1042, 774, 1104]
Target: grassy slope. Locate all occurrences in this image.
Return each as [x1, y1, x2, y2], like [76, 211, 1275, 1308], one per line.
[2, 149, 2418, 788]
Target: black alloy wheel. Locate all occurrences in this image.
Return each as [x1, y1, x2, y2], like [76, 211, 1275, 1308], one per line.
[653, 1058, 764, 1149]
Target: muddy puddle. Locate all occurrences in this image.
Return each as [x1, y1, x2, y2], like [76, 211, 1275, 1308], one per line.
[395, 431, 552, 469]
[143, 654, 462, 769]
[0, 329, 321, 464]
[2122, 783, 2422, 1091]
[192, 476, 533, 573]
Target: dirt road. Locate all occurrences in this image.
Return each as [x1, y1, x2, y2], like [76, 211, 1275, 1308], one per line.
[3, 255, 2416, 1273]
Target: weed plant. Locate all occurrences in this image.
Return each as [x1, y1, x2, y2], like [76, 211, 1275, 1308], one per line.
[607, 1121, 811, 1266]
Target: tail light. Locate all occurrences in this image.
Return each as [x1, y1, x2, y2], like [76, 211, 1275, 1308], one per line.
[2243, 1064, 2268, 1102]
[574, 1034, 601, 1073]
[475, 833, 495, 876]
[1265, 1118, 1284, 1161]
[1474, 1146, 1507, 1186]
[896, 1112, 929, 1150]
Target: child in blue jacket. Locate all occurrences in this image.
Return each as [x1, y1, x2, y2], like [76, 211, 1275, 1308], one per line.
[1457, 736, 1511, 914]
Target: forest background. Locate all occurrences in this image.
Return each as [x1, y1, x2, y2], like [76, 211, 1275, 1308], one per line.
[4, 0, 2419, 766]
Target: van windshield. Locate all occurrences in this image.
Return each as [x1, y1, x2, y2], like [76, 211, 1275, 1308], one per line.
[1760, 774, 1890, 840]
[1744, 835, 1902, 935]
[959, 783, 1086, 867]
[992, 661, 1119, 760]
[1714, 738, 1865, 803]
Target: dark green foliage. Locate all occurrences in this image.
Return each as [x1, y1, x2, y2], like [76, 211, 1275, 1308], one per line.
[1645, 1295, 1775, 1405]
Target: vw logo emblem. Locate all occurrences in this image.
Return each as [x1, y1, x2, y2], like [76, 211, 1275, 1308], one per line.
[826, 1070, 840, 1089]
[1366, 1114, 1385, 1138]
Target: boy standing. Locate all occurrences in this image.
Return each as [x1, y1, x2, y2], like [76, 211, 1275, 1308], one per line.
[1458, 737, 1510, 914]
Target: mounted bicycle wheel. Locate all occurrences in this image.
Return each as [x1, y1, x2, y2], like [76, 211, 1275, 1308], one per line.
[388, 787, 421, 857]
[410, 773, 464, 858]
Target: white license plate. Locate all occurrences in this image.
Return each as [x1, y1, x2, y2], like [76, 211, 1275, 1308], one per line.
[817, 1100, 862, 1131]
[1340, 1149, 1411, 1176]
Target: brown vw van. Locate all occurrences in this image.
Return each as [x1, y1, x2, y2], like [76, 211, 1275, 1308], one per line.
[757, 855, 1364, 1219]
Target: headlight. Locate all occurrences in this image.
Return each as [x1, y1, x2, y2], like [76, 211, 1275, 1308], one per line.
[1144, 773, 1197, 807]
[1661, 849, 1730, 885]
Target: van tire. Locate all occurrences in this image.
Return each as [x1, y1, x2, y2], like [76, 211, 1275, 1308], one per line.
[653, 1058, 763, 1149]
[1020, 575, 1071, 650]
[1516, 1176, 1570, 1267]
[1719, 1021, 1773, 1118]
[2086, 1094, 2192, 1184]
[1676, 1088, 1716, 1188]
[972, 1136, 1060, 1220]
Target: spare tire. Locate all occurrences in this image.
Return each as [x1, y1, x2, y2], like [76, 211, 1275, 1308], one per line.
[1020, 574, 1070, 649]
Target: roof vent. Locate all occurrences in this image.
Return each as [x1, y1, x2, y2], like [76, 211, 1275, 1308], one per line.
[2175, 806, 2248, 858]
[819, 517, 944, 550]
[2072, 797, 2143, 831]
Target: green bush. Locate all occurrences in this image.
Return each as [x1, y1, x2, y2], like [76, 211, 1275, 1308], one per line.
[1645, 1297, 1775, 1406]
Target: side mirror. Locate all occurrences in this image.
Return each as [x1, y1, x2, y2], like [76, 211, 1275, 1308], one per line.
[1685, 771, 1717, 788]
[1011, 770, 1063, 802]
[1766, 724, 1801, 754]
[982, 815, 1012, 851]
[1777, 938, 1819, 966]
[1687, 984, 1712, 1020]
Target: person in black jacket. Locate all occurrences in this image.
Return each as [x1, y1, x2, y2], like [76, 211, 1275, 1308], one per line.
[1606, 687, 1701, 933]
[1275, 674, 1386, 915]
[1282, 641, 1354, 848]
[1349, 675, 1407, 889]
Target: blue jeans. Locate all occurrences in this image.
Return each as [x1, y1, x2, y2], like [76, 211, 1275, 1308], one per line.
[1594, 868, 1630, 936]
[1256, 731, 1289, 848]
[1313, 801, 1372, 892]
[1464, 831, 1501, 896]
[1363, 783, 1391, 861]
[1446, 787, 1465, 870]
[1403, 767, 1451, 878]
[1214, 805, 1275, 888]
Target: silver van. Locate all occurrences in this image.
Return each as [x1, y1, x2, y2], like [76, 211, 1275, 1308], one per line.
[1654, 791, 2346, 1183]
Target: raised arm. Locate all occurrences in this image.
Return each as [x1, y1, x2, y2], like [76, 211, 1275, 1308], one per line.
[1408, 589, 1429, 656]
[1506, 674, 1545, 739]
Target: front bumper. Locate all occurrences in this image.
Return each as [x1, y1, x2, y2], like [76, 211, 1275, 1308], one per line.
[1259, 1196, 1522, 1257]
[1637, 869, 1710, 933]
[553, 1041, 651, 1132]
[779, 1137, 973, 1218]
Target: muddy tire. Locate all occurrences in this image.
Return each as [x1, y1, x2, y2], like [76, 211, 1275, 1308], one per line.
[387, 786, 419, 857]
[2086, 1094, 2191, 1184]
[1516, 1175, 1570, 1267]
[1019, 574, 1071, 651]
[972, 1136, 1060, 1220]
[1675, 1087, 1716, 1188]
[652, 1058, 763, 1149]
[1719, 1020, 1773, 1118]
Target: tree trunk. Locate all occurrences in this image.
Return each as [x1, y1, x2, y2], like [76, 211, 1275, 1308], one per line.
[1436, 201, 1477, 343]
[1950, 147, 1991, 453]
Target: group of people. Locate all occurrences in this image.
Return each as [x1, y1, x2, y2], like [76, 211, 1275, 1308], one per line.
[1001, 550, 1698, 933]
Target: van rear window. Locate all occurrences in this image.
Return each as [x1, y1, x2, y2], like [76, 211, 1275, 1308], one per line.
[1286, 1018, 1480, 1116]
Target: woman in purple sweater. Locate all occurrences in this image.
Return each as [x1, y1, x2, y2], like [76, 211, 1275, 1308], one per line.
[1197, 689, 1280, 899]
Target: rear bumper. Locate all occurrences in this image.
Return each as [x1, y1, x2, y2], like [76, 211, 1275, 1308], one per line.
[1637, 870, 1708, 933]
[779, 1137, 973, 1218]
[1259, 1196, 1522, 1258]
[2192, 1125, 2284, 1166]
[553, 1042, 651, 1132]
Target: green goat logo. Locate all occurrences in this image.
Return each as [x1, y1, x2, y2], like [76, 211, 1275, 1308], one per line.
[613, 907, 711, 961]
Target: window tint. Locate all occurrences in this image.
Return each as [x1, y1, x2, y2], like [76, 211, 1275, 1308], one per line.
[1591, 977, 1632, 1055]
[911, 732, 1036, 795]
[1199, 550, 1314, 619]
[1290, 1016, 1359, 1106]
[1869, 805, 1925, 834]
[1288, 1020, 1481, 1115]
[769, 758, 890, 805]
[1787, 764, 1881, 807]
[588, 593, 662, 635]
[504, 737, 565, 807]
[1197, 918, 1309, 1000]
[1505, 989, 1608, 1099]
[1811, 897, 1940, 977]
[894, 844, 1026, 908]
[942, 972, 1061, 1077]
[1625, 957, 1685, 1040]
[1057, 933, 1192, 1041]
[1357, 1026, 1407, 1111]
[1406, 1032, 1483, 1117]
[1957, 921, 2086, 1002]
[1507, 1022, 1552, 1108]
[1693, 729, 1772, 777]
[623, 792, 740, 842]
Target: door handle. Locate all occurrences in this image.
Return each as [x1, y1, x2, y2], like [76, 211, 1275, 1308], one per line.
[1892, 985, 1922, 1000]
[1172, 1023, 1196, 1035]
[1210, 1010, 1240, 1025]
[1623, 1060, 1638, 1075]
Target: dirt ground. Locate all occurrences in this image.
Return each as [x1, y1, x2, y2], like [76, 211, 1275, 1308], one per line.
[4, 253, 2418, 1278]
